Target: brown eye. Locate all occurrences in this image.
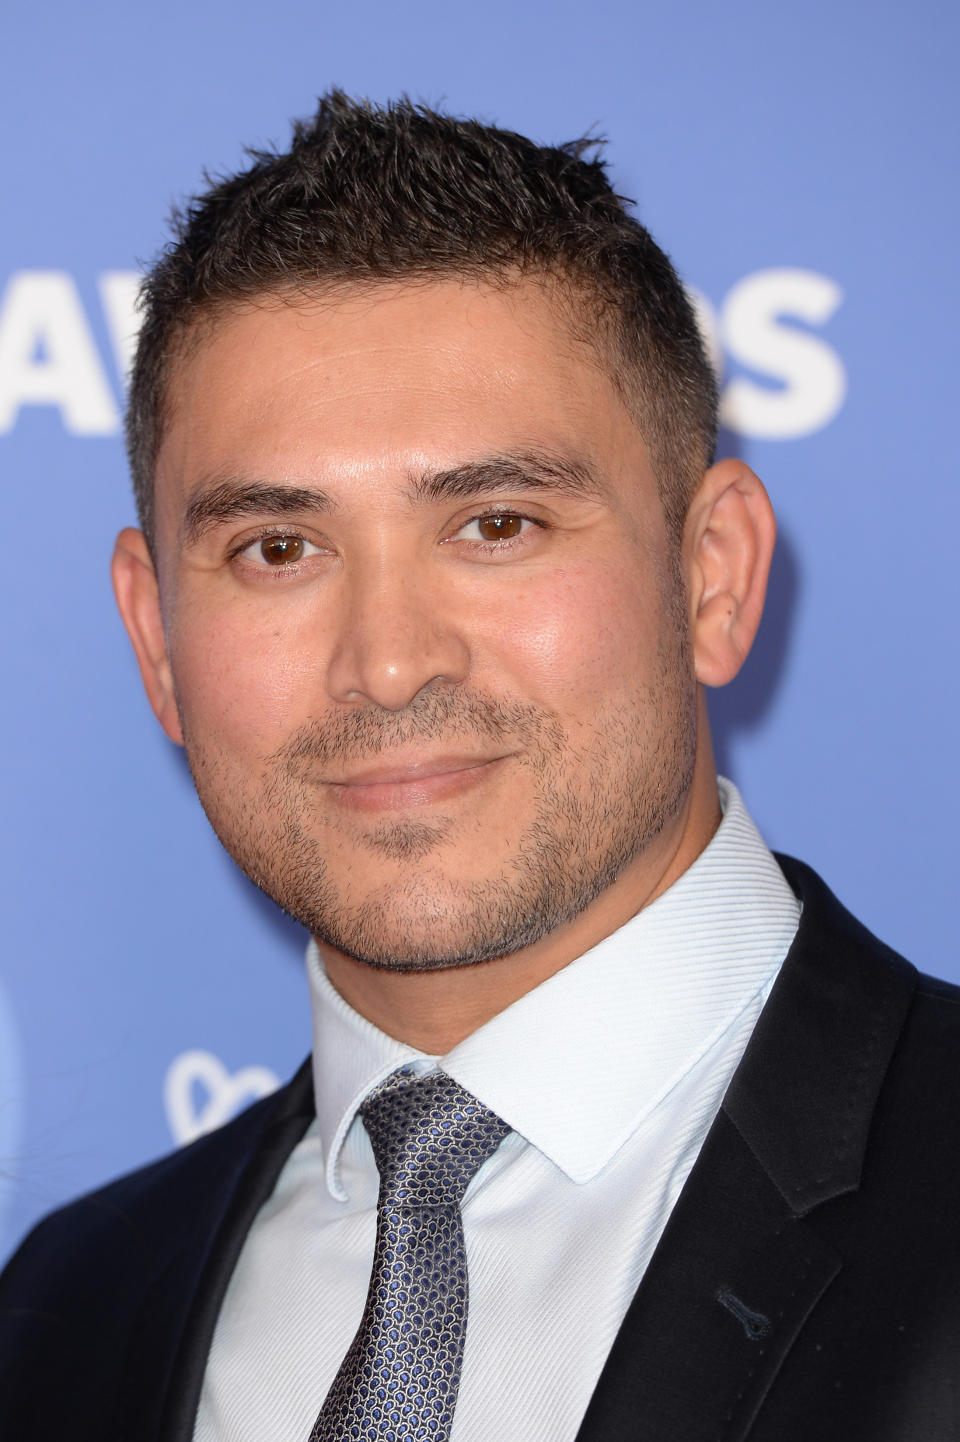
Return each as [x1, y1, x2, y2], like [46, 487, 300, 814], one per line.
[259, 535, 304, 565]
[476, 514, 523, 541]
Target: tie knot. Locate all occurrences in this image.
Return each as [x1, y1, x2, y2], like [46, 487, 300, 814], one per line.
[360, 1070, 509, 1207]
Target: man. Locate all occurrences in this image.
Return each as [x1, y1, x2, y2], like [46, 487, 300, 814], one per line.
[1, 92, 957, 1441]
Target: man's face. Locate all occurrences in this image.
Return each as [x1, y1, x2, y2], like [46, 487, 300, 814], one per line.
[147, 279, 698, 970]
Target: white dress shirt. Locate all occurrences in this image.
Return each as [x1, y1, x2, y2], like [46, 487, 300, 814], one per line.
[194, 778, 801, 1442]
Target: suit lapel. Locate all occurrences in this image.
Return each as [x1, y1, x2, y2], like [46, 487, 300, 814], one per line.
[576, 858, 917, 1442]
[113, 1060, 315, 1442]
[575, 1110, 840, 1442]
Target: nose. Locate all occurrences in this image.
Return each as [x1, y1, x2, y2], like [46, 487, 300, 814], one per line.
[325, 556, 471, 710]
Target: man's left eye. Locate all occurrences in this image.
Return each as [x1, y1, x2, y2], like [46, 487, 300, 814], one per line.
[456, 513, 531, 543]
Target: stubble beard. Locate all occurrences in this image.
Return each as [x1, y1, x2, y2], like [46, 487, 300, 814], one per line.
[180, 602, 697, 973]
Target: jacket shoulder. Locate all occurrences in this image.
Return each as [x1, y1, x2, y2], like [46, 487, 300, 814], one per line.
[777, 850, 960, 1032]
[0, 1063, 312, 1437]
[0, 1060, 312, 1320]
[914, 969, 960, 1005]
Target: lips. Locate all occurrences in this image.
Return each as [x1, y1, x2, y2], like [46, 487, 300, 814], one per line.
[325, 753, 509, 812]
[330, 755, 502, 787]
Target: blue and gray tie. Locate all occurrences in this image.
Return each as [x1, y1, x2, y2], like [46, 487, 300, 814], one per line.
[309, 1069, 510, 1442]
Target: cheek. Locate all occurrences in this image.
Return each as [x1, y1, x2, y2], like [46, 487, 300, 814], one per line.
[166, 596, 325, 755]
[472, 559, 667, 711]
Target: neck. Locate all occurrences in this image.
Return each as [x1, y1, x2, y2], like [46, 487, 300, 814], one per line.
[321, 693, 721, 1054]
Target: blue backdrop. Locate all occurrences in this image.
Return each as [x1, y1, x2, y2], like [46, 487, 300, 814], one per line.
[2, 0, 957, 1262]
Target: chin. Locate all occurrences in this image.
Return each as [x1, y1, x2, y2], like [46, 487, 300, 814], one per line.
[309, 877, 528, 973]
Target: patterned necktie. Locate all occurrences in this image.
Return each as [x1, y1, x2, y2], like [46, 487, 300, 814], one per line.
[309, 1069, 510, 1442]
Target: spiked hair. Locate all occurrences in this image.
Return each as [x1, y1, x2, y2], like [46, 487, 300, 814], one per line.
[126, 91, 717, 545]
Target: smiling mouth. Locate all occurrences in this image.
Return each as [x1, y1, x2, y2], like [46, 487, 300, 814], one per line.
[325, 754, 511, 812]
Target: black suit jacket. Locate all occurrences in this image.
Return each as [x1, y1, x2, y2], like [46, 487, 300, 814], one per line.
[2, 857, 959, 1441]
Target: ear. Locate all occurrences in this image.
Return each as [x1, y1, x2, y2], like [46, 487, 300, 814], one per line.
[111, 528, 184, 745]
[683, 458, 777, 687]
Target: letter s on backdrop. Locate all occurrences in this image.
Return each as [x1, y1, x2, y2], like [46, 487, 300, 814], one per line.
[719, 268, 847, 439]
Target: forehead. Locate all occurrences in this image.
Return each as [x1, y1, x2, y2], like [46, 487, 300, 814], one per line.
[154, 278, 651, 527]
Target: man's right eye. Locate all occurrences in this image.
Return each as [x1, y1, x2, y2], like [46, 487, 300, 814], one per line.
[238, 534, 324, 567]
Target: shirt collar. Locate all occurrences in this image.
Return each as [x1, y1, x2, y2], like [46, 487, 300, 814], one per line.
[307, 959, 436, 1201]
[308, 778, 800, 1198]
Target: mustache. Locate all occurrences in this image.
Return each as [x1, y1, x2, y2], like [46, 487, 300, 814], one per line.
[274, 688, 564, 769]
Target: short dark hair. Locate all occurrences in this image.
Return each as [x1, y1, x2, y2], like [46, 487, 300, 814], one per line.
[127, 91, 717, 546]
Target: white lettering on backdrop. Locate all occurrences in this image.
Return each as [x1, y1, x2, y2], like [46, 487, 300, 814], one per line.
[689, 270, 847, 438]
[0, 271, 120, 434]
[0, 267, 847, 443]
[164, 1049, 279, 1145]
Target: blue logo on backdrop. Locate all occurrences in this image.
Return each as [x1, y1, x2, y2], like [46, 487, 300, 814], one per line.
[0, 979, 24, 1248]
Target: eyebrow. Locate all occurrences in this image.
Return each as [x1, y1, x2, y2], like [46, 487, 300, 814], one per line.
[410, 450, 605, 506]
[182, 479, 337, 546]
[181, 449, 604, 547]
